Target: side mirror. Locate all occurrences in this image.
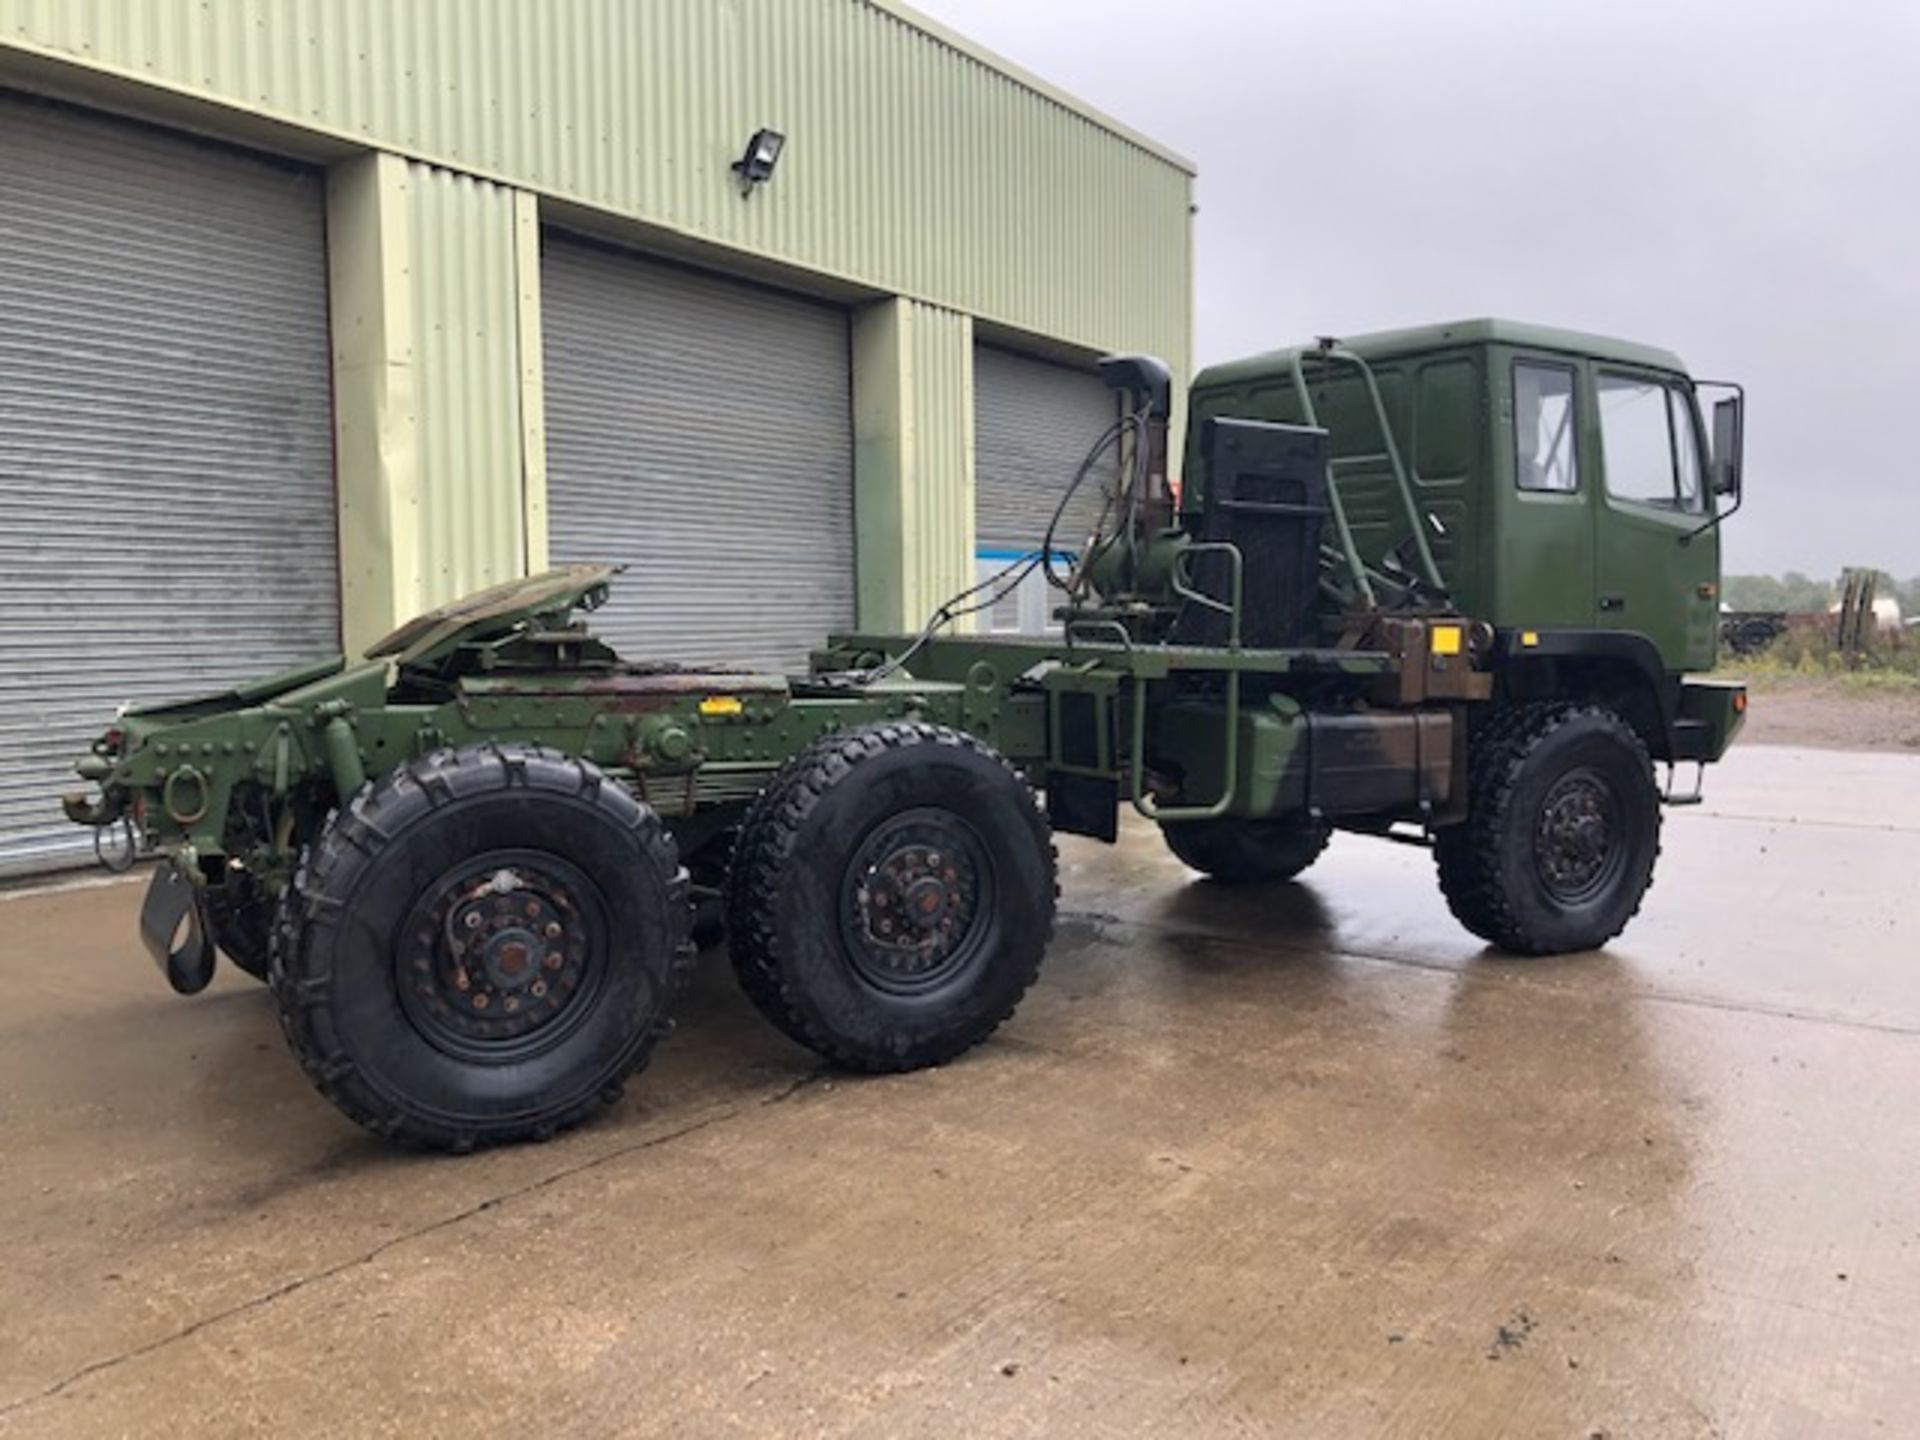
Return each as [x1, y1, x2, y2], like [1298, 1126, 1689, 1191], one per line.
[1710, 394, 1744, 498]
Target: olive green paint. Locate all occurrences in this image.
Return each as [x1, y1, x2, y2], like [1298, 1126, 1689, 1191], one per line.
[1188, 319, 1722, 672]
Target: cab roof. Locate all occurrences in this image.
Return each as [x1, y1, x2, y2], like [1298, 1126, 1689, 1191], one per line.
[1195, 318, 1690, 389]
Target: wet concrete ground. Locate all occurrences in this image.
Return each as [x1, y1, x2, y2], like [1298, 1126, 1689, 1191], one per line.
[0, 742, 1914, 1438]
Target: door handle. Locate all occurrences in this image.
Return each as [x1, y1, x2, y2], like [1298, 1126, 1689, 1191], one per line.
[1598, 594, 1625, 612]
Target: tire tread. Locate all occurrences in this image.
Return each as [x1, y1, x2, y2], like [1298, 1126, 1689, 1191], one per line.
[724, 722, 1057, 1071]
[1434, 702, 1660, 955]
[268, 742, 694, 1151]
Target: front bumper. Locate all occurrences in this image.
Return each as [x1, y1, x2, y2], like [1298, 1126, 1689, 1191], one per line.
[1672, 679, 1748, 762]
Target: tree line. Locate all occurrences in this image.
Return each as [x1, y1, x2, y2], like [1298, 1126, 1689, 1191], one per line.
[1723, 571, 1920, 615]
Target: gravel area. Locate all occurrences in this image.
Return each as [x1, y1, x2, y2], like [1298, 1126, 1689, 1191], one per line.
[1735, 675, 1920, 752]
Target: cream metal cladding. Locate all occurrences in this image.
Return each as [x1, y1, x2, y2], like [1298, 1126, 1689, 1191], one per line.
[327, 154, 535, 646]
[0, 0, 1194, 649]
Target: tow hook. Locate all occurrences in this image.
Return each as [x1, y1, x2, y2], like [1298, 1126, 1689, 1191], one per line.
[63, 789, 138, 872]
[93, 816, 138, 872]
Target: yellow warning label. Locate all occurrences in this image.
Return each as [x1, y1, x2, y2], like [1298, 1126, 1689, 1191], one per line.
[698, 695, 744, 717]
[1430, 624, 1463, 656]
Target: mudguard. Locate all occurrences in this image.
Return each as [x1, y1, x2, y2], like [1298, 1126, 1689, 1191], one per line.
[140, 863, 216, 995]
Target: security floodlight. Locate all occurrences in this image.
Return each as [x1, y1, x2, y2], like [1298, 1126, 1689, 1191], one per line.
[732, 128, 785, 193]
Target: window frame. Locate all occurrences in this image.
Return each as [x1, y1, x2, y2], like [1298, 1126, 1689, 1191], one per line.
[1510, 357, 1582, 496]
[1596, 368, 1709, 516]
[1666, 383, 1708, 514]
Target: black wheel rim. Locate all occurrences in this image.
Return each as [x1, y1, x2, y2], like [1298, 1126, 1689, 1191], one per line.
[1534, 766, 1624, 905]
[838, 807, 996, 998]
[396, 850, 607, 1063]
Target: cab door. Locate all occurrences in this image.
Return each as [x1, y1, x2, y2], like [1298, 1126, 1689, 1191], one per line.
[1590, 370, 1718, 671]
[1497, 352, 1595, 630]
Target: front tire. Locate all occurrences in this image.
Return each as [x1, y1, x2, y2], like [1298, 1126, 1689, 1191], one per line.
[725, 723, 1056, 1072]
[270, 744, 694, 1151]
[1434, 703, 1660, 955]
[1161, 817, 1330, 883]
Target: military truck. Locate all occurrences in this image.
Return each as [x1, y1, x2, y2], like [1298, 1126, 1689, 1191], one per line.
[64, 319, 1747, 1150]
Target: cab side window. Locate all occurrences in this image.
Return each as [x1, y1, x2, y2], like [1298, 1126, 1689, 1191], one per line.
[1598, 373, 1705, 512]
[1513, 362, 1578, 493]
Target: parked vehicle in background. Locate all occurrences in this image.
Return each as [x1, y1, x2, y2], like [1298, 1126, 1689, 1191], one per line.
[1721, 608, 1790, 656]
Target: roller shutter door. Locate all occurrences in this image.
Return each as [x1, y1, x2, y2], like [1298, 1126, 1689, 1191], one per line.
[0, 95, 338, 877]
[542, 237, 855, 671]
[973, 346, 1118, 632]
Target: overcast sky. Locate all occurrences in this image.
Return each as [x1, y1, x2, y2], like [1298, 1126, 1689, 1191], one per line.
[914, 0, 1919, 578]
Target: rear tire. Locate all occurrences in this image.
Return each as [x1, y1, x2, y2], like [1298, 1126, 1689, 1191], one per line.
[1161, 817, 1331, 883]
[725, 722, 1056, 1072]
[269, 743, 694, 1151]
[1434, 703, 1660, 955]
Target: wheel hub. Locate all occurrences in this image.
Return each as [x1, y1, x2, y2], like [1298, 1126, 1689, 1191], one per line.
[841, 814, 992, 995]
[401, 861, 597, 1054]
[1535, 770, 1621, 904]
[899, 870, 954, 924]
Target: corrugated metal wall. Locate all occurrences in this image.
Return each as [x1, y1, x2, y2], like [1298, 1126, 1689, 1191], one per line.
[974, 345, 1119, 554]
[2, 0, 1193, 667]
[405, 162, 527, 598]
[0, 93, 337, 873]
[541, 236, 855, 670]
[902, 304, 977, 623]
[0, 0, 1191, 375]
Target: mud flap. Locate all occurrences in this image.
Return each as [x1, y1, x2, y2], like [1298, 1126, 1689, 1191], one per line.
[140, 865, 216, 995]
[1046, 772, 1119, 843]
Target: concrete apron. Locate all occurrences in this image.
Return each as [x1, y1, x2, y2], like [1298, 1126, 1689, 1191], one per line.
[0, 743, 1914, 1438]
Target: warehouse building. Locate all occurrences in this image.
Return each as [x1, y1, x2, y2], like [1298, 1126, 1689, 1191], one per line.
[0, 0, 1193, 874]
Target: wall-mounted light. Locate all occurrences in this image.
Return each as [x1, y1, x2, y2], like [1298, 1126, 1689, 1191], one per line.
[732, 128, 785, 196]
